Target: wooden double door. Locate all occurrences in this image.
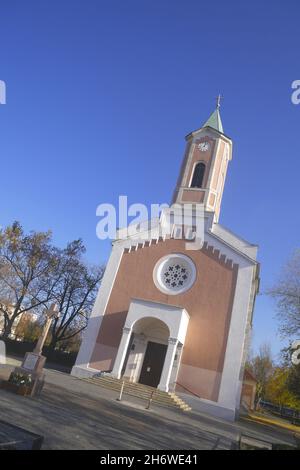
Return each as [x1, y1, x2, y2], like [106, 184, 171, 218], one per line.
[138, 341, 167, 388]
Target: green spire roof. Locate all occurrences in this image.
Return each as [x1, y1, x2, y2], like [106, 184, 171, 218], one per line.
[202, 107, 224, 134]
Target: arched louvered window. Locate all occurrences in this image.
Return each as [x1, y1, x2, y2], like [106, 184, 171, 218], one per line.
[190, 162, 205, 188]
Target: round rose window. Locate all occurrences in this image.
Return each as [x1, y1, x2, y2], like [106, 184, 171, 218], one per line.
[153, 254, 196, 295]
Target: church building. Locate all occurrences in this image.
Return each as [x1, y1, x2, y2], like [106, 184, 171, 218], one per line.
[72, 104, 260, 421]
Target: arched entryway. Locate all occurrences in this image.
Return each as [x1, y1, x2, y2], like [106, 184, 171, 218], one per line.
[110, 299, 190, 392]
[123, 317, 170, 387]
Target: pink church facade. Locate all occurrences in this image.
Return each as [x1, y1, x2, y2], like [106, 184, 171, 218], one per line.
[72, 106, 259, 421]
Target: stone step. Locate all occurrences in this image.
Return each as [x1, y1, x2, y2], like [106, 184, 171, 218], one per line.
[91, 376, 166, 393]
[92, 377, 170, 394]
[86, 376, 192, 411]
[90, 380, 178, 402]
[89, 381, 179, 404]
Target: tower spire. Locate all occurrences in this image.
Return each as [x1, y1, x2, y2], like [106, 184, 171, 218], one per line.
[202, 96, 224, 134]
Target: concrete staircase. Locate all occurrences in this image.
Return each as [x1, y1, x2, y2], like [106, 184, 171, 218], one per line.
[86, 375, 192, 412]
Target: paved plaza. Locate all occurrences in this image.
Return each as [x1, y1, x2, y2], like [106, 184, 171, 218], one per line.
[0, 358, 298, 450]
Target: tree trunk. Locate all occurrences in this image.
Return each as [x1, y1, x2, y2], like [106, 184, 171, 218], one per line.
[1, 319, 14, 340]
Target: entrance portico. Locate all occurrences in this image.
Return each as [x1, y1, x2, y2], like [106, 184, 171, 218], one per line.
[110, 298, 190, 392]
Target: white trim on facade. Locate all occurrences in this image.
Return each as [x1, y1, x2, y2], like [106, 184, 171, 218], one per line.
[71, 243, 124, 378]
[217, 263, 254, 415]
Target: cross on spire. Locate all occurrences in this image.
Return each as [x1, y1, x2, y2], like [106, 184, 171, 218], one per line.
[216, 94, 223, 109]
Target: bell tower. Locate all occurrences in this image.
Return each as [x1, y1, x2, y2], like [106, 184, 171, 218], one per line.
[172, 98, 232, 223]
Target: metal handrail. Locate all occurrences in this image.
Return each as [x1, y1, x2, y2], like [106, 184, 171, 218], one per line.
[174, 381, 201, 398]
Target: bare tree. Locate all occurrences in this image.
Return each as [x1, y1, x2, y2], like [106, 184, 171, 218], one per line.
[268, 250, 300, 338]
[0, 223, 104, 351]
[0, 222, 59, 339]
[47, 240, 104, 351]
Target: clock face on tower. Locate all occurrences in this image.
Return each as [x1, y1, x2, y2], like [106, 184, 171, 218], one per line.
[198, 141, 210, 152]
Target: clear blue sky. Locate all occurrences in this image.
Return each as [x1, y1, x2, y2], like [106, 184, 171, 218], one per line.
[0, 1, 299, 359]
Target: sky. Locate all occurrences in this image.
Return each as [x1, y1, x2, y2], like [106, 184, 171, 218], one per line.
[0, 1, 299, 359]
